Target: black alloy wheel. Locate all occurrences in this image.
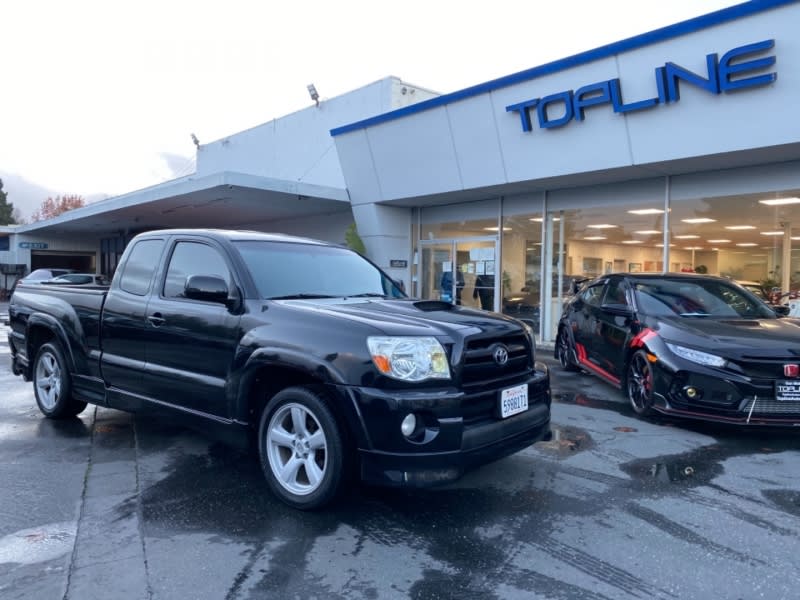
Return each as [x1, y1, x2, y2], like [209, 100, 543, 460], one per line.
[626, 350, 655, 416]
[557, 327, 579, 372]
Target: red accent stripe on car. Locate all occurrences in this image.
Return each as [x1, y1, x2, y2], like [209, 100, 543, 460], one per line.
[630, 328, 657, 349]
[575, 342, 621, 386]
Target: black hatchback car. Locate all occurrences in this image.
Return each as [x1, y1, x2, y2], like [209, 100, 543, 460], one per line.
[555, 273, 800, 426]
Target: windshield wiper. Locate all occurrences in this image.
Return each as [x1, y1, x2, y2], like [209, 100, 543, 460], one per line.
[268, 293, 340, 300]
[679, 312, 711, 317]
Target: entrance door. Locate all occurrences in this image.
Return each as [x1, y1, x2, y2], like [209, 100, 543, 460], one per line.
[420, 238, 498, 310]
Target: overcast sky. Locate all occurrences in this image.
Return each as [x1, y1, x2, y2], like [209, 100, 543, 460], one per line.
[1, 0, 740, 216]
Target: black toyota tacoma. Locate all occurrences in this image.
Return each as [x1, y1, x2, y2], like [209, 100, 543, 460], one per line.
[8, 229, 551, 509]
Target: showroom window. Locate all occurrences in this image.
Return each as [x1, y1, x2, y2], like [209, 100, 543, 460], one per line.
[669, 190, 800, 294]
[502, 181, 665, 340]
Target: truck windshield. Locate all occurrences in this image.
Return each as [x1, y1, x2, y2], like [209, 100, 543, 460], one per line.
[233, 241, 406, 300]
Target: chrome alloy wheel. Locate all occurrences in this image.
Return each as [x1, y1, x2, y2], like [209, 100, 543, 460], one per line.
[266, 403, 328, 496]
[35, 351, 62, 411]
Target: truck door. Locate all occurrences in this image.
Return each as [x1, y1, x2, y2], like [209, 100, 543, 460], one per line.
[142, 239, 242, 418]
[101, 238, 166, 396]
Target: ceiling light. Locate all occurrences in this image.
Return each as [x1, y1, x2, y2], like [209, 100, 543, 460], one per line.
[760, 231, 784, 236]
[622, 240, 643, 244]
[759, 197, 800, 206]
[792, 236, 800, 241]
[725, 225, 756, 230]
[681, 218, 717, 224]
[684, 246, 704, 250]
[674, 235, 700, 239]
[656, 244, 676, 247]
[627, 208, 664, 215]
[736, 243, 758, 247]
[529, 217, 560, 222]
[587, 224, 617, 229]
[583, 236, 607, 241]
[483, 226, 511, 232]
[707, 239, 731, 243]
[634, 230, 661, 235]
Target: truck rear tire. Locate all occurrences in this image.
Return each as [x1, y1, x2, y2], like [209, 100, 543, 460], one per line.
[258, 386, 348, 510]
[33, 342, 87, 419]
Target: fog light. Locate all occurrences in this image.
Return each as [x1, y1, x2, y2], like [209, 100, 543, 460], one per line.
[401, 413, 417, 437]
[684, 386, 700, 399]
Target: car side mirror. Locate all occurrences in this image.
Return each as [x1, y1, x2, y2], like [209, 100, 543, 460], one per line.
[184, 275, 229, 304]
[773, 304, 791, 317]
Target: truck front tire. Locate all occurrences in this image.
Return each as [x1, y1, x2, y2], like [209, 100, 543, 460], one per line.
[33, 342, 87, 419]
[258, 386, 348, 510]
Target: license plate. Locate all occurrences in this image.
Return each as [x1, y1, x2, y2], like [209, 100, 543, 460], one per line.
[775, 380, 800, 401]
[500, 384, 529, 418]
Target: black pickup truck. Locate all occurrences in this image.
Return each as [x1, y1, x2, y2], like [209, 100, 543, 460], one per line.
[8, 229, 551, 509]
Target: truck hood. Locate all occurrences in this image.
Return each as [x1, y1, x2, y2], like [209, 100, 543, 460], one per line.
[276, 298, 526, 339]
[651, 315, 800, 358]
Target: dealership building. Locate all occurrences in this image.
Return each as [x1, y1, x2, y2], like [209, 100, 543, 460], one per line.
[2, 0, 800, 342]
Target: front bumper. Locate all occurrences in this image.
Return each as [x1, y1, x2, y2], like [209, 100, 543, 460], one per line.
[652, 360, 800, 427]
[337, 363, 552, 487]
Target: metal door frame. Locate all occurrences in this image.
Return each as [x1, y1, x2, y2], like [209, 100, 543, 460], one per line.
[419, 236, 499, 311]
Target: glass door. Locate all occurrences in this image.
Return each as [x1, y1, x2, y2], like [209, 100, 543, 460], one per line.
[420, 238, 499, 310]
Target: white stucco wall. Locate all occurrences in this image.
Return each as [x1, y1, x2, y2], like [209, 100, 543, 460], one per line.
[195, 77, 438, 190]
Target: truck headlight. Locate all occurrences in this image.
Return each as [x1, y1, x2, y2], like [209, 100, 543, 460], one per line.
[665, 342, 726, 368]
[367, 336, 450, 382]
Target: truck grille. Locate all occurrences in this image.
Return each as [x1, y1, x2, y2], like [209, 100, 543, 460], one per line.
[460, 333, 532, 387]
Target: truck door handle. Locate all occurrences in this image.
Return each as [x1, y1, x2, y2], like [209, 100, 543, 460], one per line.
[147, 313, 166, 327]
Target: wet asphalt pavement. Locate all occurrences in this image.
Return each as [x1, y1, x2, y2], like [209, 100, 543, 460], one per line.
[1, 312, 799, 599]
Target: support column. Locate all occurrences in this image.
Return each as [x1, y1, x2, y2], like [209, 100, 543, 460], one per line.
[351, 203, 414, 291]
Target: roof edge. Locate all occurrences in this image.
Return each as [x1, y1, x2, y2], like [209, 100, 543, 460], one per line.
[330, 0, 796, 137]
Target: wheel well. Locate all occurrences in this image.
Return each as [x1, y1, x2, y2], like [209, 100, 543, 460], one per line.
[26, 326, 56, 375]
[246, 366, 352, 437]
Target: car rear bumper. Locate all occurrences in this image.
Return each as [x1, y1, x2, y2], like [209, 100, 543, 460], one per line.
[340, 363, 552, 487]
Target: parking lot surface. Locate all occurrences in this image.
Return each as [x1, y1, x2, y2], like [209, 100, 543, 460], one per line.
[1, 311, 799, 599]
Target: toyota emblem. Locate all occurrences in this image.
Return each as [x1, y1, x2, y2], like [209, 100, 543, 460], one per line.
[784, 364, 799, 378]
[492, 344, 509, 366]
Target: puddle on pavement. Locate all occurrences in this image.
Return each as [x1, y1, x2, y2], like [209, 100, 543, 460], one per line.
[0, 522, 76, 565]
[535, 424, 593, 456]
[621, 445, 726, 489]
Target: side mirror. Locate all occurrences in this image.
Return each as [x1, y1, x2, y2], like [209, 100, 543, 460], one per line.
[184, 275, 229, 304]
[774, 304, 791, 317]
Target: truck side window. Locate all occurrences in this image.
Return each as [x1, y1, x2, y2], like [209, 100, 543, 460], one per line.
[119, 239, 165, 296]
[164, 242, 230, 298]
